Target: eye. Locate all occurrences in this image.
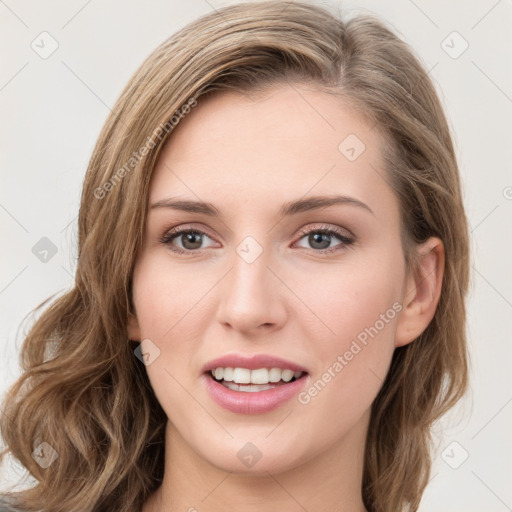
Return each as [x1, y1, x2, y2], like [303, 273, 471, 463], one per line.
[293, 225, 354, 254]
[160, 223, 354, 255]
[160, 227, 217, 254]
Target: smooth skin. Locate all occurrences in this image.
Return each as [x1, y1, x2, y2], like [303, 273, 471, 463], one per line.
[128, 83, 444, 512]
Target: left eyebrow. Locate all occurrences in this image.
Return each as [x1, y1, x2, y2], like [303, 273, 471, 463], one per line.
[150, 194, 374, 217]
[278, 195, 374, 217]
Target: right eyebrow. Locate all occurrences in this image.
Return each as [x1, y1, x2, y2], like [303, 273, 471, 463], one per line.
[150, 198, 220, 216]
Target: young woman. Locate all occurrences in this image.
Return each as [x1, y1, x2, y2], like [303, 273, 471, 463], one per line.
[0, 1, 470, 511]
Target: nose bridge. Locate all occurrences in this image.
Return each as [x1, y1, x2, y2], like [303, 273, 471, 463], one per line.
[216, 234, 285, 331]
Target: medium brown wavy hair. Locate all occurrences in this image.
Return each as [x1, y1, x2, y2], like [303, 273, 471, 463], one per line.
[0, 1, 470, 511]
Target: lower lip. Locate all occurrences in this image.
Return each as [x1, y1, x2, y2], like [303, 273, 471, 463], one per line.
[202, 373, 309, 414]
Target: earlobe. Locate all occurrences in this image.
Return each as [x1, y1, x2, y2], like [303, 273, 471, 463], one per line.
[394, 237, 445, 348]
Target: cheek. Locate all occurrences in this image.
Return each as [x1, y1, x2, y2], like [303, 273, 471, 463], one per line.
[130, 255, 225, 403]
[292, 254, 403, 434]
[295, 253, 403, 351]
[132, 255, 214, 340]
[130, 258, 209, 422]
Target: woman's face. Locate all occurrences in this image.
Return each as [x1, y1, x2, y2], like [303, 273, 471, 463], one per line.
[128, 84, 411, 475]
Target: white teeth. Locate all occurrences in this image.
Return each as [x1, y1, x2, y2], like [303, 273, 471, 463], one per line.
[281, 369, 294, 382]
[223, 382, 275, 392]
[268, 368, 282, 383]
[251, 368, 269, 384]
[233, 368, 251, 384]
[223, 367, 234, 381]
[210, 367, 304, 385]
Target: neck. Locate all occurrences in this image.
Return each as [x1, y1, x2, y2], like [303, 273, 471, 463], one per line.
[144, 411, 370, 512]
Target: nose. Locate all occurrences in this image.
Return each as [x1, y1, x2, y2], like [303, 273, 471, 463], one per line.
[215, 242, 287, 335]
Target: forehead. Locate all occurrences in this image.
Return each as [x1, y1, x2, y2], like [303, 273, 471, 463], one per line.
[149, 85, 397, 219]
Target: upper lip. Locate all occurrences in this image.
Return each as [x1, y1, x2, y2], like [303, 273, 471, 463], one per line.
[201, 354, 308, 374]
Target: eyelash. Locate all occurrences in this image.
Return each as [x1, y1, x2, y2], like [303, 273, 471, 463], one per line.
[159, 224, 354, 256]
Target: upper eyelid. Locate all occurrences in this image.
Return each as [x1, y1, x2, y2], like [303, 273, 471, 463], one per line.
[162, 223, 216, 240]
[296, 224, 353, 239]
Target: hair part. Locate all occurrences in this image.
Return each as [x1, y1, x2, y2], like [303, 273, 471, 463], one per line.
[0, 2, 470, 511]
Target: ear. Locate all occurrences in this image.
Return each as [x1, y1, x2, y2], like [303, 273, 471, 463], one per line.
[395, 236, 445, 348]
[127, 312, 141, 341]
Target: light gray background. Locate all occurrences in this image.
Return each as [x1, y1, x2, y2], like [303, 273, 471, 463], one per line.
[1, 1, 511, 510]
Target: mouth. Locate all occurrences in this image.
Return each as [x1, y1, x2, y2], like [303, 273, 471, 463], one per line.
[201, 354, 309, 413]
[206, 367, 308, 392]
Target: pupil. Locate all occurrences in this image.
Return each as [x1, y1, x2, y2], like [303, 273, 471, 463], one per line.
[310, 233, 330, 249]
[183, 232, 202, 250]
